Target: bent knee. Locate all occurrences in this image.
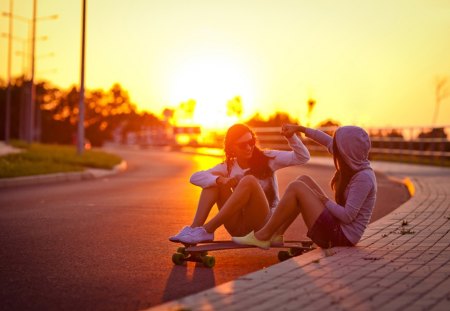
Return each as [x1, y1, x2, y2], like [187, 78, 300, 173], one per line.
[239, 174, 259, 185]
[296, 175, 314, 183]
[234, 175, 259, 191]
[286, 180, 308, 193]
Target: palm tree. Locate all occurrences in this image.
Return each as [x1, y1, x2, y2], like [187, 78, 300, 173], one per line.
[307, 98, 316, 127]
[432, 76, 449, 126]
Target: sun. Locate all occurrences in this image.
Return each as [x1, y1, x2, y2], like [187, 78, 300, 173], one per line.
[167, 52, 255, 131]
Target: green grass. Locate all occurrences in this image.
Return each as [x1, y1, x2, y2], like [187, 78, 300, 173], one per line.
[0, 140, 122, 178]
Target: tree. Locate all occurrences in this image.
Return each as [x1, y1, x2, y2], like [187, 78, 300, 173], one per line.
[179, 99, 196, 120]
[418, 127, 449, 153]
[162, 108, 174, 123]
[245, 111, 298, 127]
[432, 76, 449, 125]
[0, 77, 29, 140]
[245, 113, 266, 127]
[1, 80, 165, 146]
[267, 112, 297, 126]
[317, 119, 340, 136]
[40, 82, 76, 144]
[307, 98, 316, 127]
[227, 96, 243, 118]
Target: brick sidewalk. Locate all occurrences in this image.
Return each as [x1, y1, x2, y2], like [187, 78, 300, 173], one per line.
[149, 167, 450, 310]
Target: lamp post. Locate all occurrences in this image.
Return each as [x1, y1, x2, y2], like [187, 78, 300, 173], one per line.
[77, 0, 86, 155]
[2, 3, 57, 143]
[4, 0, 13, 144]
[1, 32, 40, 78]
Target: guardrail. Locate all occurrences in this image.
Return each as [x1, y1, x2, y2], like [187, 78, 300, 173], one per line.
[253, 125, 450, 165]
[134, 124, 450, 166]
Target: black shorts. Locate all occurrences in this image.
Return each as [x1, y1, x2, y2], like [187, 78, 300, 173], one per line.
[307, 208, 353, 248]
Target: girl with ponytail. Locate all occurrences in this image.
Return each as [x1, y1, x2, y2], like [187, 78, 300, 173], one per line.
[169, 123, 310, 244]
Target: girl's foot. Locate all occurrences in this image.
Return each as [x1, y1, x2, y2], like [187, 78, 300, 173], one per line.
[178, 227, 214, 244]
[169, 226, 193, 242]
[270, 234, 284, 246]
[232, 231, 270, 249]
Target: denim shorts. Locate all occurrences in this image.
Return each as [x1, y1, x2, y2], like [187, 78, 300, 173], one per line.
[307, 208, 353, 248]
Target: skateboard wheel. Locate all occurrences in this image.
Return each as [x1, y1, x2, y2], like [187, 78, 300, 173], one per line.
[202, 255, 215, 268]
[301, 241, 313, 247]
[176, 247, 187, 256]
[172, 253, 186, 265]
[278, 250, 291, 262]
[289, 248, 304, 257]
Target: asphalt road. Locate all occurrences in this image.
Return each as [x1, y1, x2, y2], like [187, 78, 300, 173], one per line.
[0, 147, 410, 310]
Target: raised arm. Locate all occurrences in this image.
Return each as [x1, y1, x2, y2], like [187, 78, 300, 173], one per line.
[266, 127, 310, 171]
[282, 123, 334, 155]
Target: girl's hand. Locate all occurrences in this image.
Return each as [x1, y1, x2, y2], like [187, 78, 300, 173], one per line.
[281, 124, 298, 138]
[216, 176, 241, 188]
[313, 189, 330, 205]
[281, 124, 307, 137]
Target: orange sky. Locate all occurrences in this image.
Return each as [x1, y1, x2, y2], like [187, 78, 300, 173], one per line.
[1, 0, 450, 129]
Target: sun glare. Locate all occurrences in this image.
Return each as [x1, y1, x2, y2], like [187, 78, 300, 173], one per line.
[167, 53, 255, 131]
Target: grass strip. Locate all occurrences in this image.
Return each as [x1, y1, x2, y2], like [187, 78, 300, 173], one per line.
[0, 141, 122, 178]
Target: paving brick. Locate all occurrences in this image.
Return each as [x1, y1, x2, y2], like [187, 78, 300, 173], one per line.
[429, 296, 450, 311]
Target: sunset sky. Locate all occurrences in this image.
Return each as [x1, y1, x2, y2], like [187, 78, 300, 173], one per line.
[1, 0, 450, 129]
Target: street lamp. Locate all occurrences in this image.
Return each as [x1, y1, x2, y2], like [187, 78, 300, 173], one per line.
[3, 0, 13, 144]
[2, 4, 58, 143]
[1, 32, 47, 78]
[77, 0, 87, 155]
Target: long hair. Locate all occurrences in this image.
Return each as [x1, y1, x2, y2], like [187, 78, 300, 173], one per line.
[224, 124, 274, 179]
[330, 137, 357, 206]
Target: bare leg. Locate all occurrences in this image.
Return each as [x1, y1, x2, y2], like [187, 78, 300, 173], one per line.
[203, 175, 270, 236]
[190, 184, 233, 227]
[272, 206, 301, 238]
[255, 180, 325, 241]
[190, 187, 218, 227]
[297, 175, 328, 197]
[216, 184, 233, 210]
[274, 175, 328, 235]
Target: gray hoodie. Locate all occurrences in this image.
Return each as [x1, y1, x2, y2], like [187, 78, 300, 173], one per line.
[305, 126, 377, 245]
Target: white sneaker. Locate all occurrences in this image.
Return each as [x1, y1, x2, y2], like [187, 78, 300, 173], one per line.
[178, 227, 214, 244]
[169, 226, 193, 242]
[232, 231, 270, 250]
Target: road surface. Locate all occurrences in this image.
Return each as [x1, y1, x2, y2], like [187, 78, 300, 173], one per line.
[0, 147, 410, 310]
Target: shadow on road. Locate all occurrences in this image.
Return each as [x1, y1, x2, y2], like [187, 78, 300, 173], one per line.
[162, 264, 216, 303]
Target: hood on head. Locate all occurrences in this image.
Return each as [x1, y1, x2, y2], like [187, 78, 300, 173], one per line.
[334, 126, 371, 171]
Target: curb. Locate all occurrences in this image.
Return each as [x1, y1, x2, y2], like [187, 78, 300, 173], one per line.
[0, 160, 127, 188]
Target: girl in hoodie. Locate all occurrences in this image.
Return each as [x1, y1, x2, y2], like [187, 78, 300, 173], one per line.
[233, 124, 377, 249]
[169, 123, 310, 245]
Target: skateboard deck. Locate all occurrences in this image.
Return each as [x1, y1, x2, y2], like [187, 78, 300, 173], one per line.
[172, 240, 315, 268]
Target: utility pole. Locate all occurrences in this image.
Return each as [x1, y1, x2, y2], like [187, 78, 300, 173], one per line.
[4, 0, 13, 144]
[3, 4, 57, 143]
[77, 0, 86, 155]
[27, 0, 37, 143]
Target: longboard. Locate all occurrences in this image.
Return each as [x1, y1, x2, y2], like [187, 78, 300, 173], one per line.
[172, 240, 315, 268]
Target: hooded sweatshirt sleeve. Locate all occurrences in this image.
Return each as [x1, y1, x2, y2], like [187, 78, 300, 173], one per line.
[325, 172, 374, 224]
[304, 128, 334, 154]
[266, 134, 310, 171]
[189, 162, 228, 189]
